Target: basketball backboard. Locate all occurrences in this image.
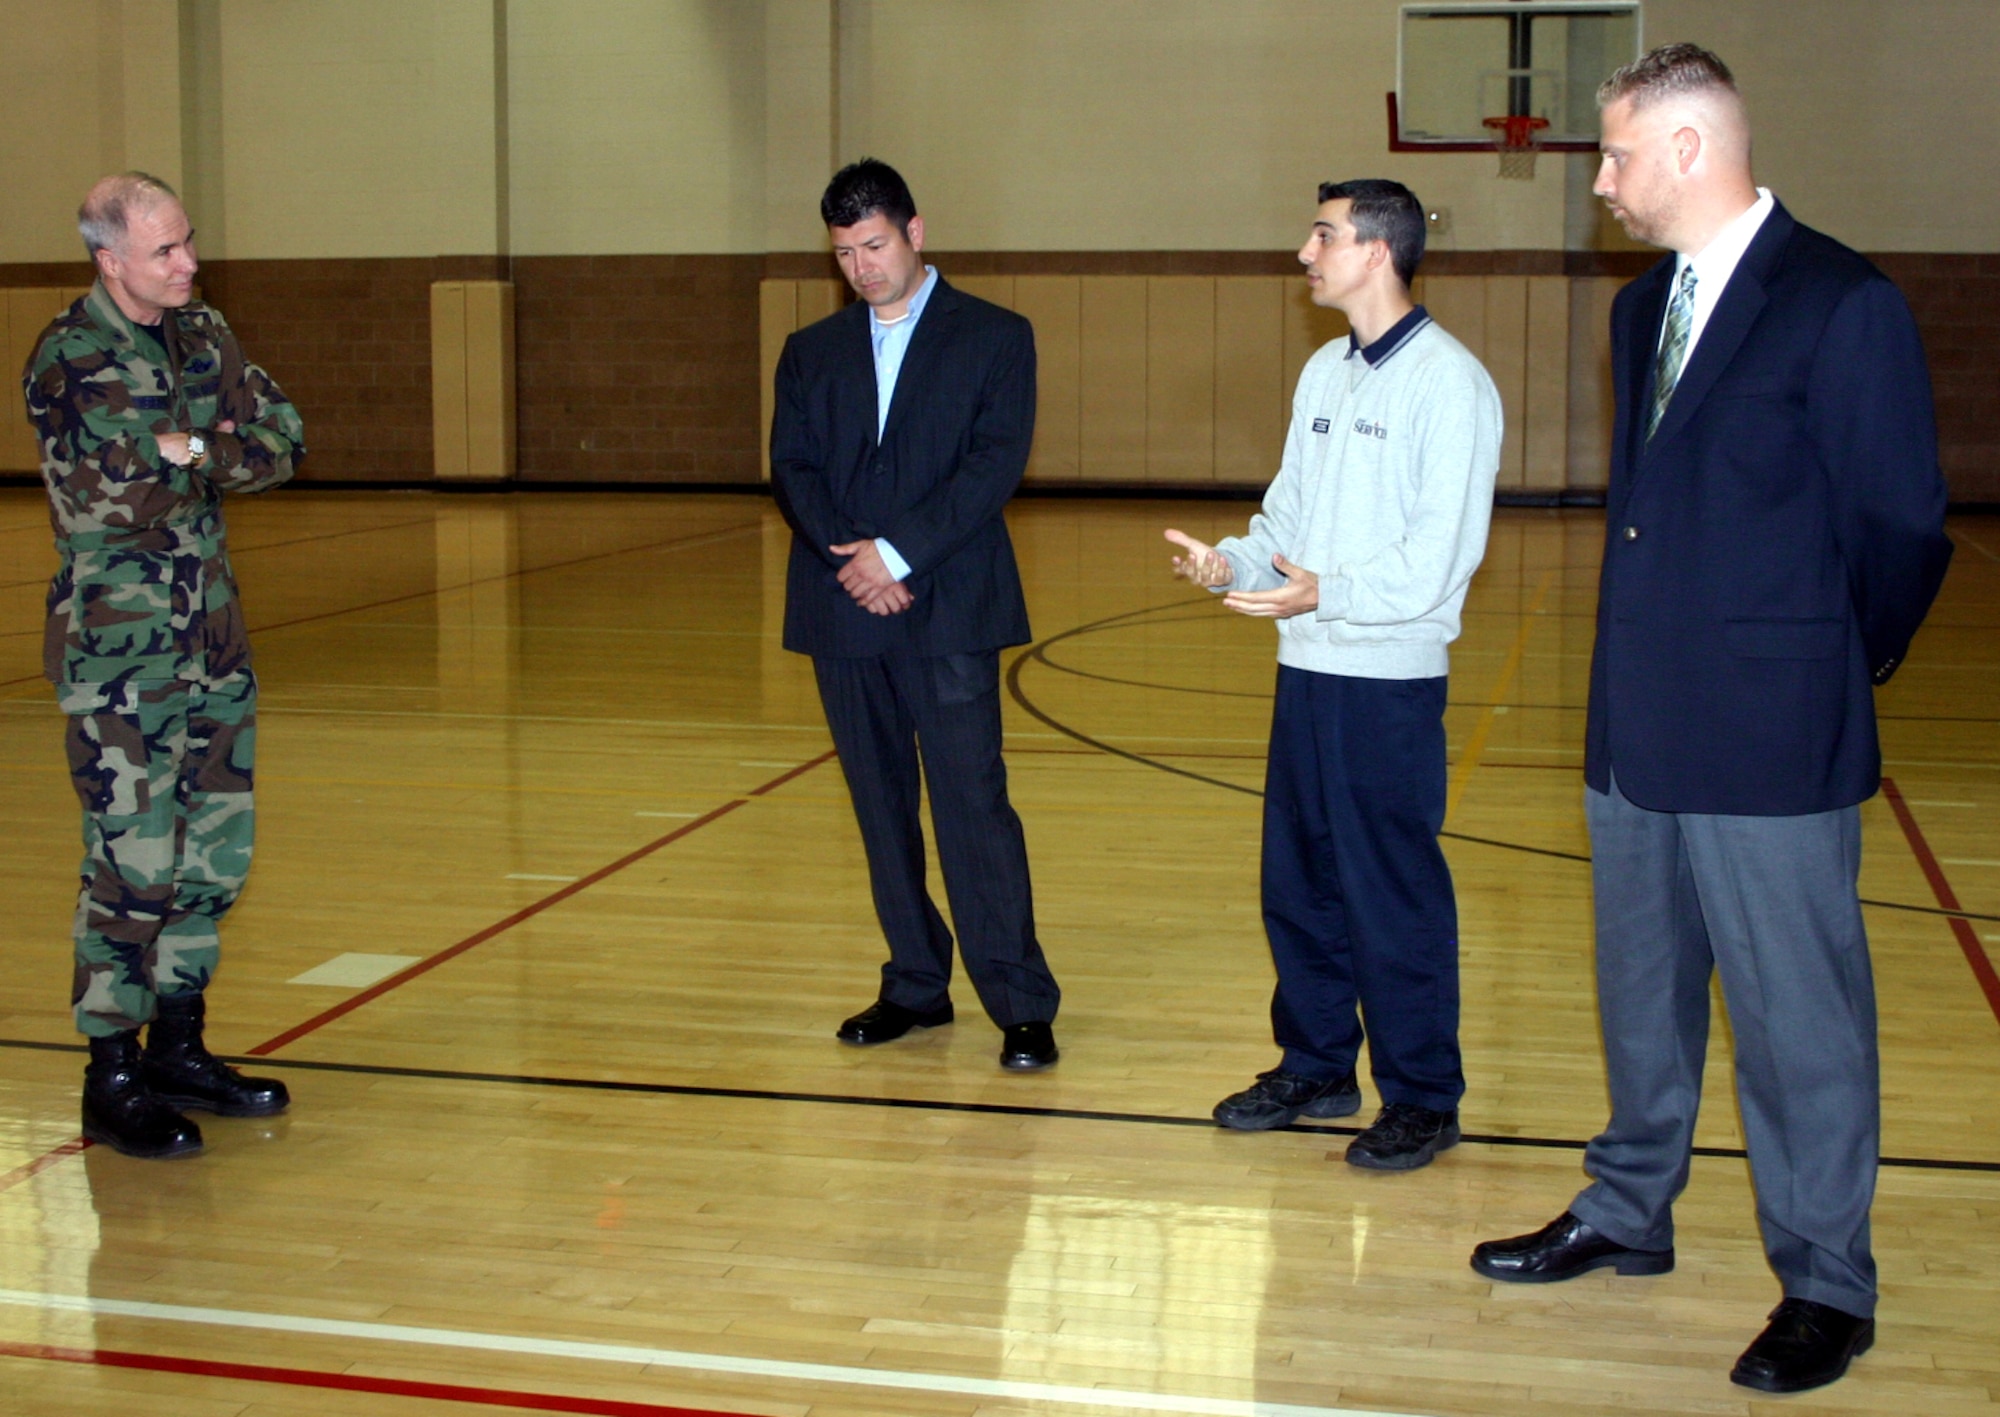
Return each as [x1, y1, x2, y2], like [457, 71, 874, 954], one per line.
[1390, 1, 1643, 154]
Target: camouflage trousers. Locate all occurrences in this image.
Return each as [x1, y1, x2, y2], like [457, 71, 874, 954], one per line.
[57, 672, 256, 1037]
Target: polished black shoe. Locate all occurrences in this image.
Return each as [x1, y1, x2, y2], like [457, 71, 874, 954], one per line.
[1344, 1103, 1460, 1171]
[999, 1022, 1058, 1071]
[1213, 1069, 1361, 1130]
[82, 1031, 204, 1159]
[1470, 1210, 1674, 1282]
[836, 998, 954, 1045]
[1730, 1298, 1874, 1393]
[142, 992, 290, 1117]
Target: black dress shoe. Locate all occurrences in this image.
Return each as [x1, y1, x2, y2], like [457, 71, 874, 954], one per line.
[82, 1032, 204, 1160]
[1470, 1210, 1674, 1282]
[143, 992, 290, 1117]
[1344, 1103, 1459, 1171]
[999, 1022, 1058, 1071]
[1730, 1298, 1874, 1393]
[836, 999, 954, 1045]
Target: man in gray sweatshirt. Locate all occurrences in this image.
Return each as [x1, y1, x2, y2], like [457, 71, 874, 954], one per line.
[1167, 179, 1501, 1171]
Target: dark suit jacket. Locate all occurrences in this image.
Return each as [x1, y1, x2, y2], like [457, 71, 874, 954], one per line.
[770, 278, 1035, 659]
[1584, 201, 1952, 815]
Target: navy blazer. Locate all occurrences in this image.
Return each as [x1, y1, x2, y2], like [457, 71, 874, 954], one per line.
[770, 278, 1035, 659]
[1585, 202, 1952, 815]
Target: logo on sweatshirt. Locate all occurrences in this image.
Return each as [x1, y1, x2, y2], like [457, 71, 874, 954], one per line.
[1353, 419, 1389, 441]
[1311, 417, 1331, 434]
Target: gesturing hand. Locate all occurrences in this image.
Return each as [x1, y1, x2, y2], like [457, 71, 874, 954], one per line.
[1164, 528, 1233, 588]
[1222, 554, 1319, 619]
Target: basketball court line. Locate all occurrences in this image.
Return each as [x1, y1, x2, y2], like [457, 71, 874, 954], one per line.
[1881, 776, 2000, 1027]
[0, 512, 443, 595]
[0, 1288, 1420, 1417]
[0, 518, 765, 689]
[0, 1339, 741, 1417]
[1008, 612, 2000, 922]
[0, 750, 838, 1192]
[5, 1038, 1994, 1173]
[1444, 569, 1556, 822]
[245, 749, 838, 1056]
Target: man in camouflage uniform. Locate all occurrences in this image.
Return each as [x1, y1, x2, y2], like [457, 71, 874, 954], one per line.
[23, 172, 304, 1159]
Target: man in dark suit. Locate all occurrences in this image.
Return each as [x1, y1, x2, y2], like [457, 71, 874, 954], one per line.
[1469, 46, 1951, 1393]
[770, 158, 1061, 1072]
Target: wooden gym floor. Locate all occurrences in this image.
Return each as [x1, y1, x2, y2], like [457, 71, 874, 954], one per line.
[0, 488, 1995, 1417]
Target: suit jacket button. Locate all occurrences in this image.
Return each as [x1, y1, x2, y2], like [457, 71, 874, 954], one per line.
[1622, 525, 1640, 541]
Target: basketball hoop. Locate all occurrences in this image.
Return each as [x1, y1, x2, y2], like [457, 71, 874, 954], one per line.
[1483, 115, 1550, 180]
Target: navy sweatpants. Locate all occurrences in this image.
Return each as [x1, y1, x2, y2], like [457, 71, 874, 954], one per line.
[1261, 665, 1464, 1111]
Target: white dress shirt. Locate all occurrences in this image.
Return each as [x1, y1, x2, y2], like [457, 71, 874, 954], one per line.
[866, 265, 938, 582]
[1662, 186, 1776, 360]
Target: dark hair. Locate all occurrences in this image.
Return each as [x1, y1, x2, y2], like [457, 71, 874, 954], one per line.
[821, 158, 917, 233]
[1316, 179, 1425, 286]
[1598, 43, 1737, 112]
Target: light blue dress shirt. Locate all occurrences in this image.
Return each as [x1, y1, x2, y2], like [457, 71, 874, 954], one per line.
[867, 265, 938, 582]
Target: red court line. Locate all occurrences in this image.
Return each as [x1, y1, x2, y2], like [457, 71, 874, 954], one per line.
[1881, 775, 2000, 1028]
[0, 1339, 753, 1417]
[0, 750, 838, 1192]
[249, 749, 838, 1055]
[0, 1138, 91, 1191]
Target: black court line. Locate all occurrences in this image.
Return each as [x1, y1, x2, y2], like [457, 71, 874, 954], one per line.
[2, 1037, 1992, 1174]
[0, 517, 766, 690]
[0, 514, 443, 595]
[1005, 602, 2000, 922]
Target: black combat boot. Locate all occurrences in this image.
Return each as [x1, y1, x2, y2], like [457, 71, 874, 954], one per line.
[83, 1030, 204, 1159]
[142, 992, 290, 1117]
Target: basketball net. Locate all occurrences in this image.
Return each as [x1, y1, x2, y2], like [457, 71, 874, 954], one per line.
[1483, 114, 1550, 180]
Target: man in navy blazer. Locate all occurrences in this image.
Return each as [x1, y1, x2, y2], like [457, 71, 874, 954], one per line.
[1470, 46, 1951, 1393]
[771, 159, 1061, 1071]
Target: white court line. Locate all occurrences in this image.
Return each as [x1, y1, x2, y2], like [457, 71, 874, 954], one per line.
[504, 873, 580, 882]
[286, 953, 421, 988]
[0, 1288, 1412, 1417]
[1939, 858, 2000, 868]
[634, 811, 700, 819]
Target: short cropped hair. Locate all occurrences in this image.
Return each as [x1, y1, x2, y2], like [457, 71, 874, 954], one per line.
[821, 158, 917, 234]
[79, 172, 180, 258]
[1317, 178, 1426, 287]
[1597, 42, 1737, 112]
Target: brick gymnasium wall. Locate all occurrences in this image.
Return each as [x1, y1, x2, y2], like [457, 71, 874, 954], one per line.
[4, 251, 1994, 500]
[0, 254, 764, 485]
[509, 255, 763, 483]
[1875, 254, 2000, 504]
[199, 257, 503, 482]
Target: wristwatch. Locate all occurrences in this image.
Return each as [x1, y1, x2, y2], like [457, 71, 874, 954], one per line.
[186, 430, 207, 466]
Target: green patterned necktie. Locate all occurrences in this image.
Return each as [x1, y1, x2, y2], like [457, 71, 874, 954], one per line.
[1647, 264, 1698, 440]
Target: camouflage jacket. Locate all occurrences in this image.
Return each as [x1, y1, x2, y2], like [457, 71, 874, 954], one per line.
[22, 281, 304, 685]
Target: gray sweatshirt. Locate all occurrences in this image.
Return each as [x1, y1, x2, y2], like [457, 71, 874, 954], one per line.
[1215, 313, 1502, 681]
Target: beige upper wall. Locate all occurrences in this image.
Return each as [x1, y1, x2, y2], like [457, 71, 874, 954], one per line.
[221, 0, 502, 260]
[0, 0, 1992, 262]
[840, 0, 1569, 253]
[508, 0, 766, 255]
[1647, 0, 1997, 252]
[0, 0, 184, 265]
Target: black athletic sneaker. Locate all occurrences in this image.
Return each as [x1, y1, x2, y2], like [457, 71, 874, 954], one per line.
[1344, 1103, 1460, 1171]
[1212, 1069, 1362, 1130]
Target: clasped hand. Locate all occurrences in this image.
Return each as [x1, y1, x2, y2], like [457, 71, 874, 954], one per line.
[1163, 528, 1318, 618]
[830, 539, 912, 616]
[157, 419, 237, 468]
